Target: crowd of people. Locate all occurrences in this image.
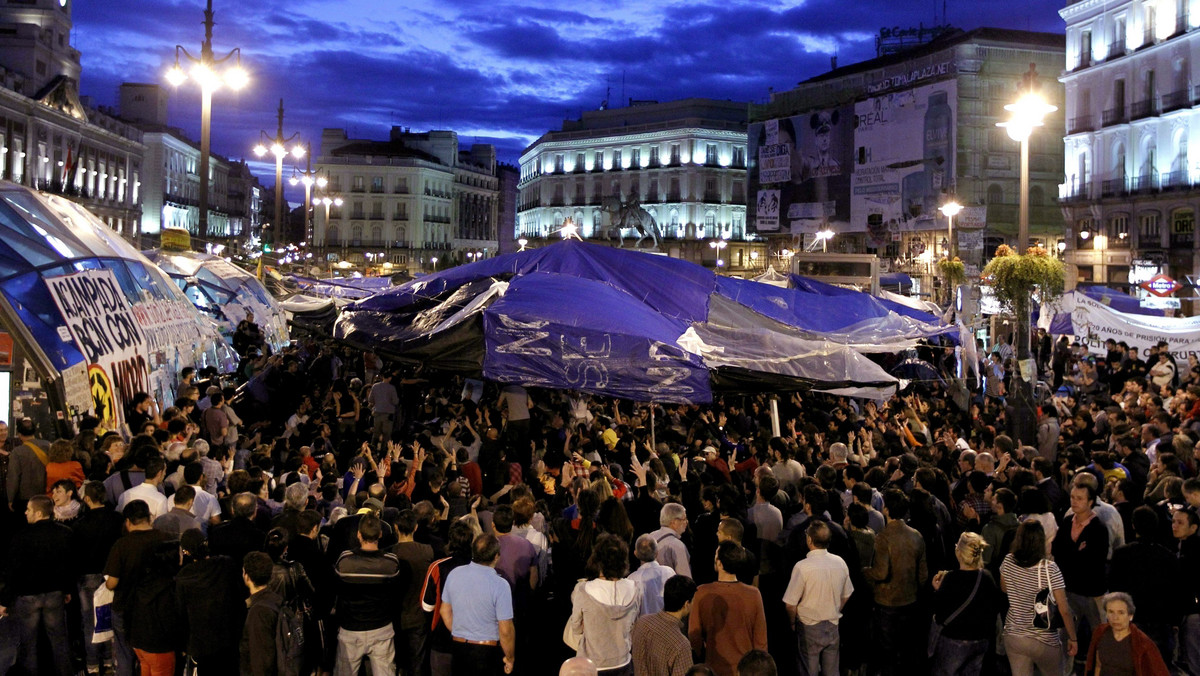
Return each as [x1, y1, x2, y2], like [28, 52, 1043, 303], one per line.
[0, 331, 1198, 676]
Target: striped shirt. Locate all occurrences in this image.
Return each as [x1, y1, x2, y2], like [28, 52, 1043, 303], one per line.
[999, 554, 1064, 646]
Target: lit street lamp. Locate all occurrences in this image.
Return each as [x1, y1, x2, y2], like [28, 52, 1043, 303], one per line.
[289, 143, 322, 256]
[254, 99, 304, 252]
[430, 256, 438, 271]
[166, 0, 246, 240]
[996, 64, 1057, 444]
[709, 238, 727, 270]
[815, 228, 835, 253]
[939, 200, 963, 260]
[517, 237, 528, 252]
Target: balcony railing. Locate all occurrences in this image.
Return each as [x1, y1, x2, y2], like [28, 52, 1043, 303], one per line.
[1060, 184, 1091, 202]
[1101, 177, 1128, 197]
[1143, 28, 1156, 47]
[1176, 13, 1190, 36]
[1102, 106, 1127, 126]
[1131, 99, 1157, 119]
[1068, 115, 1095, 134]
[1132, 173, 1159, 193]
[1076, 53, 1092, 70]
[1162, 170, 1190, 190]
[1108, 42, 1127, 60]
[1163, 89, 1190, 113]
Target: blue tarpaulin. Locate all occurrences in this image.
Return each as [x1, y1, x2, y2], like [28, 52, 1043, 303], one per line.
[335, 241, 958, 402]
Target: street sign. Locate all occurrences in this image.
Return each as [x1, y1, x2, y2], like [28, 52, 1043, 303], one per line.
[1139, 274, 1183, 297]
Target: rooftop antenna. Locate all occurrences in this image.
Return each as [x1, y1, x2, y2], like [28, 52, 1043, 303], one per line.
[621, 70, 626, 107]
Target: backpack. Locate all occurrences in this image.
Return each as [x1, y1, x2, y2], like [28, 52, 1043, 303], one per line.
[274, 598, 307, 676]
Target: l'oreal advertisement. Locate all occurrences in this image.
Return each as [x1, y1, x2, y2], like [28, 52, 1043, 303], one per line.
[853, 81, 956, 248]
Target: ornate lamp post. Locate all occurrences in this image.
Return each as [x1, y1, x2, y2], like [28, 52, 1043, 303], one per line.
[995, 64, 1058, 443]
[253, 99, 304, 251]
[166, 0, 246, 240]
[939, 200, 963, 260]
[289, 144, 322, 251]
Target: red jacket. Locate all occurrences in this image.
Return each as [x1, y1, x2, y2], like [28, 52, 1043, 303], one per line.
[1084, 623, 1169, 676]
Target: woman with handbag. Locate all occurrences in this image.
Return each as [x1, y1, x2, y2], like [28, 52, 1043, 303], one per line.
[930, 533, 1002, 676]
[999, 520, 1079, 675]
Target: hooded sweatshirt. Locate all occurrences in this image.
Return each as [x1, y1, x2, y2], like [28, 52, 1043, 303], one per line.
[567, 578, 642, 669]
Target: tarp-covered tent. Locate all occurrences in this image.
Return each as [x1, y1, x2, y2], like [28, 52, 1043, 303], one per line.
[1076, 284, 1172, 317]
[334, 241, 963, 403]
[290, 275, 395, 300]
[145, 249, 289, 353]
[279, 294, 349, 337]
[0, 183, 235, 435]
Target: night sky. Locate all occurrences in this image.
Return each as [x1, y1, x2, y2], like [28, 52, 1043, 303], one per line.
[70, 0, 1065, 203]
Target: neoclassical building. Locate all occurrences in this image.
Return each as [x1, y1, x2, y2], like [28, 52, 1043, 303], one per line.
[517, 98, 764, 275]
[1060, 0, 1200, 295]
[314, 127, 501, 274]
[0, 0, 143, 239]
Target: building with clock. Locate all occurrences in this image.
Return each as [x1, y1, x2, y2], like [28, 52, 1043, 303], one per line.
[0, 0, 144, 240]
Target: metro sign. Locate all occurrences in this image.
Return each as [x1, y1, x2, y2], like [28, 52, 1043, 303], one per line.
[1139, 274, 1183, 297]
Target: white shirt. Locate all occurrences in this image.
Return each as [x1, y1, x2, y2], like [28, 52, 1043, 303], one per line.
[627, 560, 676, 616]
[116, 481, 170, 521]
[189, 485, 222, 530]
[782, 549, 854, 626]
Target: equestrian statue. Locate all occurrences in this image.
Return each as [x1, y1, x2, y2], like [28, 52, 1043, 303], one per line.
[599, 194, 661, 249]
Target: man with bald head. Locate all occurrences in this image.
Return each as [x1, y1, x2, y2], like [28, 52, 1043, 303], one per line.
[560, 656, 598, 676]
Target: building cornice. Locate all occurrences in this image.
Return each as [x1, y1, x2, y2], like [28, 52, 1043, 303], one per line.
[521, 128, 746, 164]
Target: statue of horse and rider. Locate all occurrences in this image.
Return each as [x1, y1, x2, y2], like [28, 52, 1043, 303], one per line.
[599, 194, 662, 249]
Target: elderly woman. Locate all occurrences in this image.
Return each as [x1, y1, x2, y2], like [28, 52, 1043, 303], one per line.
[931, 532, 1002, 676]
[1084, 592, 1170, 676]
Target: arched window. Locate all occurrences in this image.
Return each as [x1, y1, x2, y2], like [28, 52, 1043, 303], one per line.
[987, 184, 1004, 204]
[1029, 185, 1045, 205]
[395, 226, 406, 243]
[351, 225, 362, 245]
[325, 225, 338, 244]
[371, 225, 382, 244]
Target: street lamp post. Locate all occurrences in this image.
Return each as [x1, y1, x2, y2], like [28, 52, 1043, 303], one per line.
[318, 194, 342, 272]
[939, 200, 963, 260]
[166, 0, 246, 241]
[289, 144, 321, 253]
[816, 228, 835, 253]
[996, 64, 1057, 443]
[253, 99, 304, 253]
[709, 238, 727, 271]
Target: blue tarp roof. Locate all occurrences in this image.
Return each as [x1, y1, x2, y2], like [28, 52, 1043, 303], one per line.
[336, 241, 953, 402]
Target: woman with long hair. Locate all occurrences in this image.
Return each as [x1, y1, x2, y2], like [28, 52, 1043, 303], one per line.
[999, 520, 1078, 675]
[565, 534, 641, 675]
[931, 532, 1002, 676]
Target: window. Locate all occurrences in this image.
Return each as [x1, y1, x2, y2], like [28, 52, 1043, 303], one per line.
[326, 226, 339, 243]
[351, 225, 363, 245]
[987, 184, 1004, 204]
[1080, 29, 1092, 66]
[706, 144, 718, 164]
[613, 150, 623, 169]
[670, 144, 681, 165]
[554, 155, 564, 172]
[705, 177, 718, 201]
[371, 176, 383, 192]
[648, 178, 659, 201]
[352, 176, 364, 192]
[371, 225, 382, 243]
[631, 149, 641, 168]
[593, 152, 604, 171]
[650, 147, 659, 166]
[1139, 211, 1161, 242]
[395, 177, 408, 193]
[574, 181, 585, 203]
[733, 147, 746, 167]
[371, 202, 383, 219]
[576, 153, 585, 171]
[1109, 214, 1130, 246]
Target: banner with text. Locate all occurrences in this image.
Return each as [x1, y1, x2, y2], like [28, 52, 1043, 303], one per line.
[46, 269, 147, 429]
[1060, 292, 1200, 358]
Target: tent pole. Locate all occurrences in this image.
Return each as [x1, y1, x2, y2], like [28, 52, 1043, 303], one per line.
[770, 397, 781, 438]
[650, 401, 656, 453]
